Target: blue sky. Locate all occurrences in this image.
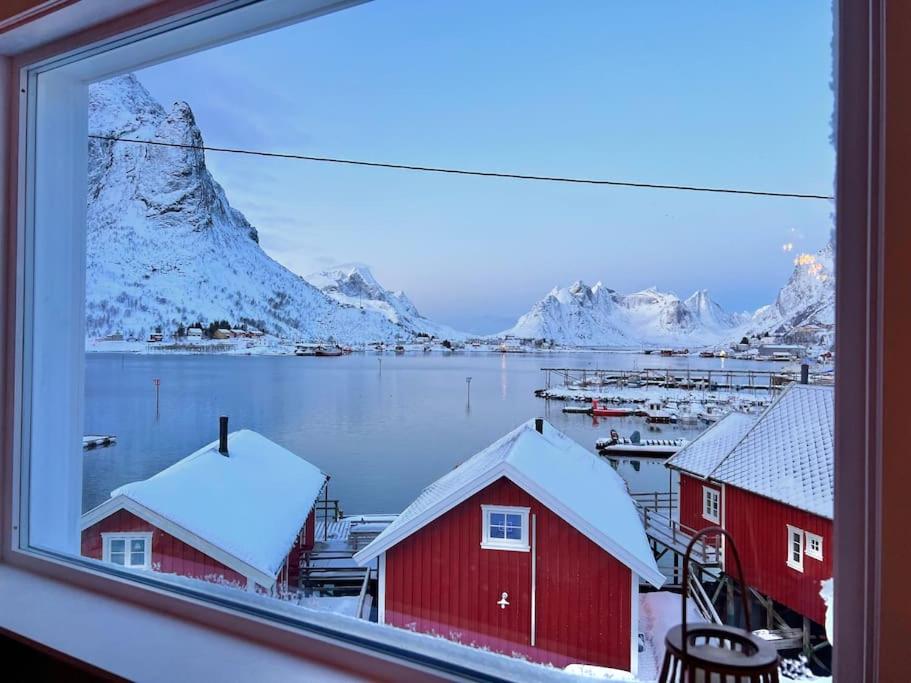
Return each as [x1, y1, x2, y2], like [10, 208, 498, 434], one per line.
[137, 0, 834, 334]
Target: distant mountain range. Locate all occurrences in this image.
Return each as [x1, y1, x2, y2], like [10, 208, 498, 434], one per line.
[499, 284, 749, 347]
[305, 263, 464, 340]
[86, 74, 834, 348]
[500, 241, 834, 348]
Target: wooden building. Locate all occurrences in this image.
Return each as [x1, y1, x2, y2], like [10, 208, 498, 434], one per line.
[354, 419, 664, 675]
[81, 425, 326, 594]
[665, 384, 833, 625]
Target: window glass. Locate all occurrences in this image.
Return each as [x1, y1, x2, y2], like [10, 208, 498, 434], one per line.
[21, 0, 836, 678]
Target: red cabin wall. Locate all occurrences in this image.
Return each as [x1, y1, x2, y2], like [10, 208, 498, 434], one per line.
[724, 487, 832, 625]
[81, 509, 249, 588]
[383, 477, 632, 671]
[678, 473, 721, 532]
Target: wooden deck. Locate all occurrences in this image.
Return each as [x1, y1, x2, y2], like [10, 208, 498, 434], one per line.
[301, 514, 398, 611]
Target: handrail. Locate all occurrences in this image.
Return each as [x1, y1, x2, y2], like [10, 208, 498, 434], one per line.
[356, 569, 371, 619]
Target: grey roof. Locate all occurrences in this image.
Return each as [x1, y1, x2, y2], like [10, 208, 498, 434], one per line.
[666, 385, 834, 519]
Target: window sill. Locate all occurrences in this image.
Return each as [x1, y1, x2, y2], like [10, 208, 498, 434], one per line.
[0, 564, 362, 681]
[701, 514, 720, 524]
[786, 561, 804, 573]
[480, 542, 530, 552]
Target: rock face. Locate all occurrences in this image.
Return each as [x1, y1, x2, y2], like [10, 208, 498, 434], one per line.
[501, 282, 744, 347]
[747, 241, 835, 345]
[86, 75, 437, 343]
[305, 263, 464, 339]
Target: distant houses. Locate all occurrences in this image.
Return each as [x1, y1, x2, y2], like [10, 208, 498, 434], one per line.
[81, 423, 327, 594]
[665, 383, 833, 625]
[354, 419, 664, 674]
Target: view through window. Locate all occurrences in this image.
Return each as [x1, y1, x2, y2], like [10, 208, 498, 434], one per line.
[35, 1, 838, 680]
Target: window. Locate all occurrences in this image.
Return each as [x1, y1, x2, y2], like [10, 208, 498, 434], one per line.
[481, 505, 529, 551]
[7, 0, 842, 678]
[806, 532, 824, 561]
[102, 533, 152, 569]
[787, 525, 804, 571]
[702, 486, 720, 523]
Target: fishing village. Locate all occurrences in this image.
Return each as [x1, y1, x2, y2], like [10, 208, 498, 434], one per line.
[81, 339, 834, 680]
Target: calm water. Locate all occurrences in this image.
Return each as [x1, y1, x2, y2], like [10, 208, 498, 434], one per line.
[83, 351, 785, 514]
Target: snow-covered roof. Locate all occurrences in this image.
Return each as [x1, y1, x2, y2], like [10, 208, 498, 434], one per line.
[354, 419, 664, 587]
[665, 385, 833, 518]
[81, 430, 326, 584]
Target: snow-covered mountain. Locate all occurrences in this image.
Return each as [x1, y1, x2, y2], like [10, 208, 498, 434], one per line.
[85, 75, 446, 343]
[501, 282, 742, 347]
[306, 263, 464, 339]
[746, 241, 835, 344]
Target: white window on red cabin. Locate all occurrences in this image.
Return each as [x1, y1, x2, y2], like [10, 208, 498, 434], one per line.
[786, 525, 804, 572]
[102, 532, 153, 570]
[805, 532, 824, 561]
[481, 505, 530, 551]
[702, 486, 720, 523]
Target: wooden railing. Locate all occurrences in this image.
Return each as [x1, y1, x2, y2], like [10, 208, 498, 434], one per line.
[631, 491, 678, 516]
[638, 506, 722, 567]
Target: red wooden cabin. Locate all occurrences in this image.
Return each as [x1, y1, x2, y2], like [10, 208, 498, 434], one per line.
[354, 419, 665, 676]
[665, 384, 833, 625]
[81, 427, 327, 594]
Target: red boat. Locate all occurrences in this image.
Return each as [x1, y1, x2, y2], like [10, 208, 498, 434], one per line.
[590, 399, 633, 417]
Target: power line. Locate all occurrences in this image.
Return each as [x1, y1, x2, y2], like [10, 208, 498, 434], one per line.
[88, 134, 833, 200]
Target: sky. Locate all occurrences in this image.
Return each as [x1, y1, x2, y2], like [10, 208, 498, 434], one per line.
[136, 0, 835, 335]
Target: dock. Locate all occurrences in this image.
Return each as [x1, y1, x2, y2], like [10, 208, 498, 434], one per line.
[632, 491, 827, 661]
[299, 509, 397, 618]
[541, 366, 818, 393]
[83, 435, 116, 450]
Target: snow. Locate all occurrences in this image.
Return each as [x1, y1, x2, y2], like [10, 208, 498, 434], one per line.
[110, 429, 326, 579]
[501, 281, 746, 348]
[664, 413, 758, 477]
[305, 263, 467, 340]
[666, 384, 833, 518]
[820, 578, 834, 645]
[748, 241, 834, 343]
[354, 419, 665, 588]
[85, 75, 448, 344]
[638, 591, 705, 675]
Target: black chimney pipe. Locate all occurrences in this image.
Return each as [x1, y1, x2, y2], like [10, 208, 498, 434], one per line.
[800, 363, 809, 385]
[534, 418, 544, 434]
[219, 416, 229, 455]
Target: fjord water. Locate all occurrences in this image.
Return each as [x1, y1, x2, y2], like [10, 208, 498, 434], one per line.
[83, 351, 783, 515]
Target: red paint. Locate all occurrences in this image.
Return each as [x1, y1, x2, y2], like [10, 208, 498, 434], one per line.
[81, 509, 248, 588]
[384, 477, 632, 670]
[678, 473, 720, 532]
[677, 474, 832, 624]
[724, 486, 832, 625]
[81, 507, 316, 593]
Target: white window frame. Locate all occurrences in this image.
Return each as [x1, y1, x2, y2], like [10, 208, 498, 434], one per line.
[702, 486, 720, 523]
[480, 505, 530, 552]
[805, 531, 824, 561]
[787, 525, 805, 571]
[102, 532, 153, 570]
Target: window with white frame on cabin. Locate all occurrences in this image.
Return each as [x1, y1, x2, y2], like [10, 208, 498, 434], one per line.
[702, 486, 720, 523]
[102, 533, 152, 569]
[786, 525, 804, 571]
[805, 532, 823, 560]
[481, 505, 530, 551]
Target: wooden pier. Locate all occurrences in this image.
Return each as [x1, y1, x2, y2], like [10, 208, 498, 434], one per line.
[633, 491, 830, 665]
[540, 366, 817, 394]
[300, 511, 397, 615]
